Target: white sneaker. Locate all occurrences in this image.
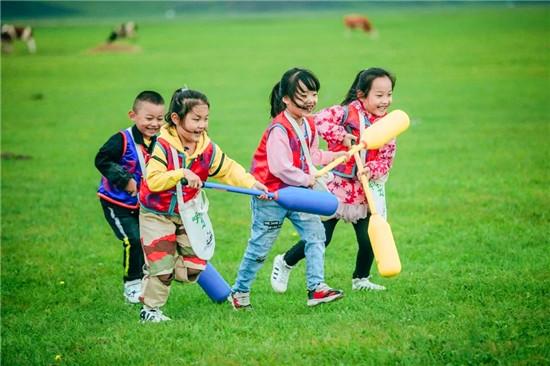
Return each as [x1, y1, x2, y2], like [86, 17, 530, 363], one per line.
[124, 279, 142, 304]
[140, 306, 171, 322]
[271, 254, 293, 293]
[352, 277, 386, 291]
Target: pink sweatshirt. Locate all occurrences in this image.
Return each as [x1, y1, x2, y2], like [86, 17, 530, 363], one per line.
[266, 122, 340, 187]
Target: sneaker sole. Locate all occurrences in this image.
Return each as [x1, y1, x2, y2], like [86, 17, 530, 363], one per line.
[271, 281, 288, 294]
[230, 304, 253, 311]
[139, 315, 172, 323]
[307, 293, 344, 307]
[352, 286, 386, 291]
[140, 318, 171, 323]
[229, 300, 253, 311]
[228, 295, 253, 311]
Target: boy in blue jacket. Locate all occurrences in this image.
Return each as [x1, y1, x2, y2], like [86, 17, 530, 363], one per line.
[95, 90, 165, 303]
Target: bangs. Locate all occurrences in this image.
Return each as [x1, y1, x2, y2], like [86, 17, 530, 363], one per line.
[297, 72, 320, 92]
[289, 70, 320, 95]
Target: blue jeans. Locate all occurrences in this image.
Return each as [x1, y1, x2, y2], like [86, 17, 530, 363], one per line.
[232, 197, 326, 292]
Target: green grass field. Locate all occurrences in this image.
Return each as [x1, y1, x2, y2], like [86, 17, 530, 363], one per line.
[2, 4, 549, 365]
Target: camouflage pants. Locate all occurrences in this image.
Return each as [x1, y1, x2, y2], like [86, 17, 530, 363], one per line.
[139, 211, 206, 308]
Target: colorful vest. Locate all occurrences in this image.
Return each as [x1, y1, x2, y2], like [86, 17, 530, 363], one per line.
[97, 128, 147, 209]
[250, 112, 315, 192]
[329, 105, 381, 178]
[139, 138, 215, 215]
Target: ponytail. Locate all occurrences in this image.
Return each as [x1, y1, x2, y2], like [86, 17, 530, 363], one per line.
[269, 82, 285, 117]
[341, 70, 364, 106]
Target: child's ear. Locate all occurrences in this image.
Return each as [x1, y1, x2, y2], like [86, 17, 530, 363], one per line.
[356, 90, 365, 99]
[128, 110, 136, 121]
[170, 112, 180, 124]
[282, 95, 290, 106]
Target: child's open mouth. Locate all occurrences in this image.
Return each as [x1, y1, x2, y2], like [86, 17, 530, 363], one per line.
[144, 127, 160, 136]
[302, 104, 315, 113]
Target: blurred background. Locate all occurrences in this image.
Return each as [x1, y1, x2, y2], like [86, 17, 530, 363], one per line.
[2, 1, 549, 365]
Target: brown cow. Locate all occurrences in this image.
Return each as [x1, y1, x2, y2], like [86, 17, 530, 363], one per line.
[1, 24, 36, 53]
[343, 14, 375, 33]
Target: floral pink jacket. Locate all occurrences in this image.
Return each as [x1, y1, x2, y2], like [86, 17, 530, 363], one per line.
[315, 100, 396, 206]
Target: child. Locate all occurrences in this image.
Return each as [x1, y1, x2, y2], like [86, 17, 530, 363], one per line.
[271, 68, 397, 293]
[95, 90, 165, 303]
[229, 67, 346, 310]
[138, 88, 268, 322]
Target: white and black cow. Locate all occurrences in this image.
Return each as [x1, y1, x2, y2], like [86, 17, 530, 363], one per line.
[1, 24, 36, 53]
[107, 21, 138, 43]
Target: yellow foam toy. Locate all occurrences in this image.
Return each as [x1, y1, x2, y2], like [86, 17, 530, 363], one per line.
[316, 110, 410, 177]
[355, 152, 401, 278]
[360, 109, 410, 149]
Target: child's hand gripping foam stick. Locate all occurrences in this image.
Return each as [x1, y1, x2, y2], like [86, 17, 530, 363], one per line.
[202, 182, 338, 216]
[316, 110, 410, 178]
[354, 151, 401, 277]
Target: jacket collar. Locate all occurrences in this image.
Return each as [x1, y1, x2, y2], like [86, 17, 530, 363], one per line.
[158, 124, 211, 157]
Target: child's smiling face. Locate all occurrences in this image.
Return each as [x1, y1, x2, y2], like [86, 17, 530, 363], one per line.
[361, 76, 393, 117]
[284, 80, 318, 119]
[176, 103, 209, 144]
[129, 101, 165, 138]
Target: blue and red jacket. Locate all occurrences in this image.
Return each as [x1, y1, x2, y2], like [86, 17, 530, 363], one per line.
[139, 137, 215, 215]
[97, 127, 149, 209]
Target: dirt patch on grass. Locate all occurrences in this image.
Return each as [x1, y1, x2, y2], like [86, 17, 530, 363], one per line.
[2, 152, 32, 160]
[87, 43, 142, 54]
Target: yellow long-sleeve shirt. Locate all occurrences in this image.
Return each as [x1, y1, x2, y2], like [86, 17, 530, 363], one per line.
[146, 124, 257, 192]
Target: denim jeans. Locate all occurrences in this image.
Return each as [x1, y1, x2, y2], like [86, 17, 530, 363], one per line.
[232, 197, 326, 292]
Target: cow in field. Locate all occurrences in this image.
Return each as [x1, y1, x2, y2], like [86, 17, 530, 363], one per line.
[1, 24, 36, 53]
[108, 21, 138, 43]
[343, 14, 374, 33]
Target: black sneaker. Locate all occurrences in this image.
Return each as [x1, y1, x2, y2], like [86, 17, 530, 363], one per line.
[307, 283, 344, 306]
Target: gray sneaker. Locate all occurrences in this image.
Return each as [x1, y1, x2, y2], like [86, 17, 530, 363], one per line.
[228, 291, 252, 311]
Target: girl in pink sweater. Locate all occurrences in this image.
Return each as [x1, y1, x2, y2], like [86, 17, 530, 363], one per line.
[229, 68, 346, 309]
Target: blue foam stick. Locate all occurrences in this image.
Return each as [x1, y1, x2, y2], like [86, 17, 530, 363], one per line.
[197, 263, 231, 303]
[203, 181, 275, 198]
[203, 182, 338, 216]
